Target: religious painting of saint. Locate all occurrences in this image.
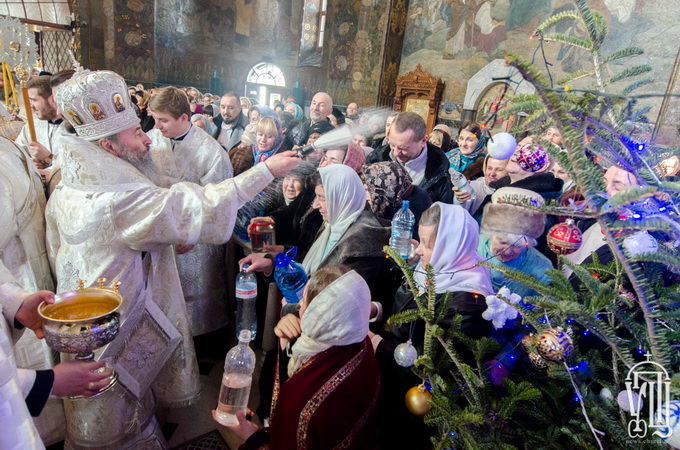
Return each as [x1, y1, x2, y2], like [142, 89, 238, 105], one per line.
[113, 94, 126, 112]
[65, 110, 83, 126]
[88, 103, 107, 121]
[475, 82, 516, 134]
[405, 97, 430, 123]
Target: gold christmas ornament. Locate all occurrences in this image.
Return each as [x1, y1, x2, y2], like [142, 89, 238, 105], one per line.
[536, 327, 574, 363]
[529, 352, 548, 369]
[405, 384, 431, 416]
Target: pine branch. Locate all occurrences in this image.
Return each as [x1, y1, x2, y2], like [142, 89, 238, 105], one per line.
[603, 47, 644, 63]
[542, 33, 593, 50]
[558, 69, 596, 85]
[535, 10, 583, 32]
[384, 309, 421, 331]
[609, 65, 653, 84]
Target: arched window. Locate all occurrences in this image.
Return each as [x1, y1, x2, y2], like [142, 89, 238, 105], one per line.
[246, 62, 286, 87]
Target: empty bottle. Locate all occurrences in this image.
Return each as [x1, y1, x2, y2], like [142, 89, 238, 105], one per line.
[390, 200, 415, 259]
[236, 264, 257, 339]
[215, 329, 256, 426]
[274, 247, 308, 304]
[449, 168, 476, 202]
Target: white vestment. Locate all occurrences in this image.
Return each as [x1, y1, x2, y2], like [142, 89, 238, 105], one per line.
[15, 118, 63, 164]
[0, 137, 64, 444]
[0, 281, 45, 450]
[46, 134, 274, 448]
[148, 126, 234, 335]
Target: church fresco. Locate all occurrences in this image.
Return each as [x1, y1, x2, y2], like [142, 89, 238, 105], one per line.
[400, 0, 675, 124]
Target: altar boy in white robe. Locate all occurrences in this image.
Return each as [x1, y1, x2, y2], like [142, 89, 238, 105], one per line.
[47, 69, 299, 449]
[147, 87, 234, 337]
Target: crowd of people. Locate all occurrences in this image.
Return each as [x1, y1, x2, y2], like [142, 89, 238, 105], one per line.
[1, 66, 650, 449]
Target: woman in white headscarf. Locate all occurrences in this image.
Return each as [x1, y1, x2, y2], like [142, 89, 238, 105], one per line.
[241, 164, 400, 319]
[222, 266, 380, 448]
[370, 202, 494, 449]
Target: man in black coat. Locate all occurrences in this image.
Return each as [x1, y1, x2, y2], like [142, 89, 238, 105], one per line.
[366, 112, 453, 204]
[214, 91, 249, 151]
[290, 92, 333, 147]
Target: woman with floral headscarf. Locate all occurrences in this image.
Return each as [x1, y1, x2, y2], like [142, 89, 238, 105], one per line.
[446, 122, 487, 180]
[362, 161, 432, 240]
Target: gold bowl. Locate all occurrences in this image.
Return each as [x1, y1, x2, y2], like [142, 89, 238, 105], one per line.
[38, 279, 122, 397]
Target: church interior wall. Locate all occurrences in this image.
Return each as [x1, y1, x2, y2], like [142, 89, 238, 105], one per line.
[78, 0, 680, 132]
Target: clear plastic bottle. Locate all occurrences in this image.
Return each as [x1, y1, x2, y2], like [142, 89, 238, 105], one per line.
[273, 247, 308, 304]
[449, 168, 476, 202]
[236, 264, 257, 339]
[215, 330, 256, 426]
[390, 200, 416, 259]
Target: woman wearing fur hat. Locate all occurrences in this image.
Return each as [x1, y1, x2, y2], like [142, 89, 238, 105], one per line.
[477, 187, 554, 298]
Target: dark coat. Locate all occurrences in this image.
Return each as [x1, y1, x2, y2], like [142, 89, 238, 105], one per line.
[213, 112, 249, 151]
[366, 142, 453, 204]
[315, 209, 401, 313]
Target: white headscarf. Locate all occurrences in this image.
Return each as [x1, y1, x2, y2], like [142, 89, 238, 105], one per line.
[288, 270, 370, 376]
[414, 202, 494, 296]
[302, 164, 367, 274]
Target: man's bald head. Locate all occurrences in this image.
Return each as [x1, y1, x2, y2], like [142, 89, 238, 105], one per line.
[309, 92, 333, 122]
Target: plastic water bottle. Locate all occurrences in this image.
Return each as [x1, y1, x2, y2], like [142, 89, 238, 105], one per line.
[215, 329, 256, 426]
[274, 247, 308, 304]
[236, 265, 257, 339]
[390, 200, 415, 259]
[449, 168, 476, 202]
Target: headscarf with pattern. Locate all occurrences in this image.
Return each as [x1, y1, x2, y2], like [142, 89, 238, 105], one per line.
[252, 117, 284, 163]
[446, 134, 487, 173]
[362, 161, 413, 220]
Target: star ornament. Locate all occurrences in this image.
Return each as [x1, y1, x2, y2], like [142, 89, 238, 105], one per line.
[483, 287, 522, 329]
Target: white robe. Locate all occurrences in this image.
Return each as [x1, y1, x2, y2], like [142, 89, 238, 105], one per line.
[14, 117, 63, 165]
[0, 137, 64, 444]
[0, 281, 45, 450]
[46, 134, 274, 448]
[148, 126, 234, 335]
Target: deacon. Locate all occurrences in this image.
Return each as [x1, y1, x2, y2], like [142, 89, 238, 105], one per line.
[147, 86, 234, 337]
[47, 69, 299, 448]
[15, 75, 63, 170]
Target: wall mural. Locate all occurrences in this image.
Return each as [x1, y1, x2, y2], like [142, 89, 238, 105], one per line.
[400, 0, 668, 123]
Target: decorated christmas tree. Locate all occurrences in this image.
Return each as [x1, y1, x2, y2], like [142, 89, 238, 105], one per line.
[384, 1, 680, 448]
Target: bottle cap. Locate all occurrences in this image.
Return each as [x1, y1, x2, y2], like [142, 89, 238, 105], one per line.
[402, 200, 410, 209]
[238, 329, 252, 342]
[275, 247, 298, 267]
[241, 264, 250, 272]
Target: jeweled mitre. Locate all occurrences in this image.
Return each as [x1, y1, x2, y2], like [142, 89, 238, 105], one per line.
[54, 69, 139, 141]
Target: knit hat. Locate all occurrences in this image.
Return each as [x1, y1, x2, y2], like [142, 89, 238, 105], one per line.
[342, 141, 366, 173]
[54, 69, 139, 141]
[481, 187, 546, 240]
[241, 123, 256, 146]
[433, 124, 452, 136]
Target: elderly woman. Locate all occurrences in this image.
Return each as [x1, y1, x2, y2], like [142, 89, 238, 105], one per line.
[242, 164, 398, 313]
[362, 161, 432, 240]
[223, 266, 380, 448]
[446, 122, 487, 180]
[318, 142, 365, 173]
[284, 102, 304, 121]
[372, 202, 494, 448]
[477, 187, 553, 298]
[190, 113, 217, 137]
